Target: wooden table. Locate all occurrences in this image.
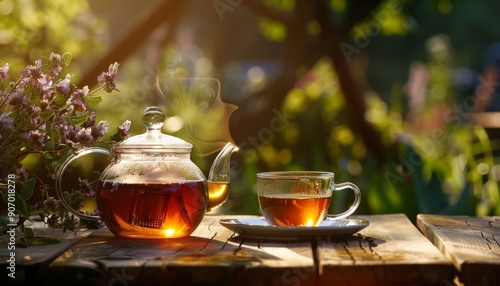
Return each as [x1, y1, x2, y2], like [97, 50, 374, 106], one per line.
[0, 220, 95, 285]
[417, 214, 500, 286]
[1, 214, 459, 285]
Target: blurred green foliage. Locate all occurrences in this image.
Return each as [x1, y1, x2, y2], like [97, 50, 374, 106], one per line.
[0, 0, 106, 81]
[225, 34, 500, 219]
[214, 0, 500, 219]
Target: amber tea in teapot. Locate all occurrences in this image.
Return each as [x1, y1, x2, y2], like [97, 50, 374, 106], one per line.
[97, 181, 207, 238]
[97, 181, 230, 238]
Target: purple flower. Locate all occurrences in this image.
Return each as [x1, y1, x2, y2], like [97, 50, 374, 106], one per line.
[20, 60, 48, 92]
[39, 98, 50, 111]
[91, 120, 109, 139]
[85, 111, 97, 127]
[0, 54, 125, 235]
[43, 196, 61, 212]
[67, 86, 89, 113]
[22, 129, 46, 150]
[26, 105, 42, 125]
[112, 120, 131, 141]
[9, 90, 29, 107]
[76, 128, 94, 145]
[78, 178, 95, 197]
[64, 139, 76, 149]
[97, 62, 119, 92]
[0, 112, 14, 138]
[16, 166, 29, 183]
[20, 60, 42, 79]
[41, 85, 55, 100]
[54, 74, 71, 95]
[0, 63, 9, 82]
[54, 117, 82, 150]
[52, 114, 66, 129]
[48, 53, 64, 78]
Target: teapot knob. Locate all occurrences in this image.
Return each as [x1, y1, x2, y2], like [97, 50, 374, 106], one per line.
[142, 106, 165, 130]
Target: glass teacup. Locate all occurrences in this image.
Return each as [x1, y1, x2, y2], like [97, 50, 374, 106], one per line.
[256, 171, 361, 227]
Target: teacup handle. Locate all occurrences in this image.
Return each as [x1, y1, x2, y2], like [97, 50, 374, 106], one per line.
[327, 182, 361, 220]
[55, 147, 113, 221]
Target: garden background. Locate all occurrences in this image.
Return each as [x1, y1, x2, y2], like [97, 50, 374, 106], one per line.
[1, 0, 500, 226]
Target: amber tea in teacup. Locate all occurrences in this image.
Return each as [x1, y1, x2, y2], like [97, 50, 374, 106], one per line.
[256, 171, 361, 227]
[258, 194, 331, 226]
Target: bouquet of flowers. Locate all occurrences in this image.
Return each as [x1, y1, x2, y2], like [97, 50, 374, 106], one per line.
[0, 53, 130, 246]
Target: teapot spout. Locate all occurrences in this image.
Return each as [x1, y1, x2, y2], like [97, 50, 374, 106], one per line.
[208, 142, 239, 183]
[206, 142, 239, 211]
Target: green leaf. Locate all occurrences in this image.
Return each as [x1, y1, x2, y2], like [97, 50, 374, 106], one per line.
[16, 224, 34, 247]
[40, 109, 55, 120]
[0, 216, 9, 227]
[23, 226, 35, 239]
[1, 191, 7, 204]
[14, 193, 31, 218]
[69, 111, 89, 126]
[18, 237, 31, 248]
[85, 96, 102, 106]
[53, 94, 66, 107]
[48, 127, 59, 146]
[0, 153, 18, 167]
[20, 178, 36, 201]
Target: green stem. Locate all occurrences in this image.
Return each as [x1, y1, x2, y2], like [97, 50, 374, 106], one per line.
[86, 86, 104, 96]
[0, 123, 26, 151]
[16, 215, 27, 228]
[0, 79, 22, 110]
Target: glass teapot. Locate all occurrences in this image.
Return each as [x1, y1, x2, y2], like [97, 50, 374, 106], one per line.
[55, 106, 238, 239]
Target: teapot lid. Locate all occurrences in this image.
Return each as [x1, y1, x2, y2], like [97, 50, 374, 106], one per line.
[114, 106, 192, 152]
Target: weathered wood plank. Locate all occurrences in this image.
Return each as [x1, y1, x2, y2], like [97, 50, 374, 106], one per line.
[417, 214, 500, 286]
[49, 214, 317, 286]
[318, 214, 455, 286]
[0, 220, 95, 285]
[3, 214, 461, 285]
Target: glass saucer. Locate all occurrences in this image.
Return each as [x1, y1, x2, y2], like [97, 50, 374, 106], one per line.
[219, 217, 369, 241]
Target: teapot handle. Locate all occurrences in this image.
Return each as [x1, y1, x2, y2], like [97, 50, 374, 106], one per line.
[55, 147, 113, 221]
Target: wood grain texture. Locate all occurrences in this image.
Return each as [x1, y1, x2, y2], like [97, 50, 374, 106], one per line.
[49, 214, 317, 286]
[318, 214, 454, 286]
[417, 214, 500, 286]
[46, 214, 454, 286]
[2, 214, 458, 285]
[0, 220, 95, 285]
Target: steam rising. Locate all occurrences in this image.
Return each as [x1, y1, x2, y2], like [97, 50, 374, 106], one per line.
[156, 48, 238, 155]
